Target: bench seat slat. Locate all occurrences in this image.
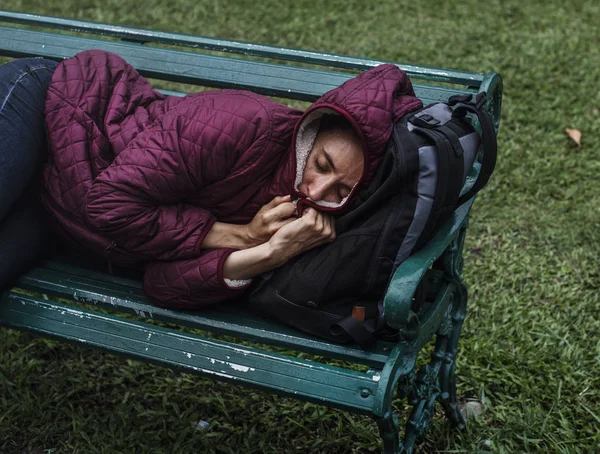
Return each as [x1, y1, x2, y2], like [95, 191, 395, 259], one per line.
[0, 26, 475, 103]
[16, 263, 394, 367]
[1, 292, 380, 413]
[0, 10, 485, 87]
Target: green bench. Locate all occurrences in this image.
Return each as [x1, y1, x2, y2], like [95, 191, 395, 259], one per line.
[0, 11, 502, 454]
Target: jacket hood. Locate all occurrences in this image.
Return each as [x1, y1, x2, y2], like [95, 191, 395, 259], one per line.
[291, 64, 422, 213]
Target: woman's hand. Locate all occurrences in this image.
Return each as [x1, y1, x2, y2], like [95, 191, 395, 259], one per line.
[267, 207, 336, 264]
[202, 195, 295, 250]
[245, 195, 296, 247]
[222, 207, 336, 281]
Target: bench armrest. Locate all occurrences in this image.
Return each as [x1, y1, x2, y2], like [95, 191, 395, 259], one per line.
[479, 72, 503, 133]
[382, 198, 474, 331]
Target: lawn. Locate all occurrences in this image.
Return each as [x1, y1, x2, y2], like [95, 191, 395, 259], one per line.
[1, 0, 599, 453]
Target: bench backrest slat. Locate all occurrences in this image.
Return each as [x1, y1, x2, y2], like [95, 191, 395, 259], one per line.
[0, 26, 475, 105]
[0, 10, 484, 87]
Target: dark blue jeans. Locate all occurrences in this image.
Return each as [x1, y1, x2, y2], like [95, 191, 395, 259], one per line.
[0, 57, 58, 290]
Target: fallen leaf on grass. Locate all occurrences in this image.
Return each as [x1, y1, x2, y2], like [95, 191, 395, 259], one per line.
[459, 399, 485, 419]
[565, 128, 582, 147]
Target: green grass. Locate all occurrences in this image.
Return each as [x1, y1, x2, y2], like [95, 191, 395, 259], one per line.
[1, 0, 600, 452]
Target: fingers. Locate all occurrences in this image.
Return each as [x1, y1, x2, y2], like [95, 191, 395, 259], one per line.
[265, 194, 291, 209]
[263, 202, 296, 236]
[268, 201, 296, 221]
[304, 208, 321, 236]
[276, 216, 306, 238]
[302, 207, 318, 223]
[270, 217, 296, 232]
[269, 209, 336, 259]
[302, 208, 336, 243]
[315, 212, 335, 242]
[316, 214, 335, 244]
[317, 210, 325, 233]
[325, 214, 336, 242]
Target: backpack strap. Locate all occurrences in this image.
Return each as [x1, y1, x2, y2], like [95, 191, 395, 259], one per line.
[450, 93, 498, 205]
[331, 312, 399, 349]
[330, 317, 378, 349]
[410, 125, 464, 244]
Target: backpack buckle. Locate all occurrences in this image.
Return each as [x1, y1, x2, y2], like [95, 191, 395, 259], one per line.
[411, 113, 441, 128]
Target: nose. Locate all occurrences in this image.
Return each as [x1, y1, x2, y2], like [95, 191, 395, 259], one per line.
[307, 178, 333, 202]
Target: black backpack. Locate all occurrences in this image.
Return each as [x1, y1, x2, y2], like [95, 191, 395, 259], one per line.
[248, 93, 497, 348]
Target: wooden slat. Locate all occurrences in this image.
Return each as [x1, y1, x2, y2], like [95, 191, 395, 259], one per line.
[0, 26, 474, 103]
[0, 292, 381, 413]
[0, 10, 484, 87]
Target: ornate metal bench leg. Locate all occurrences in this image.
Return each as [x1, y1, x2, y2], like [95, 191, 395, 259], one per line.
[376, 411, 403, 454]
[392, 225, 470, 451]
[437, 223, 469, 429]
[373, 222, 471, 453]
[397, 365, 440, 453]
[437, 283, 467, 429]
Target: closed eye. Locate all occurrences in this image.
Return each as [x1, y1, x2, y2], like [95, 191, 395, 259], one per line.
[315, 158, 328, 173]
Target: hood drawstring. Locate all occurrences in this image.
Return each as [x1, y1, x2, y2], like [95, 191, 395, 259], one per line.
[105, 241, 117, 274]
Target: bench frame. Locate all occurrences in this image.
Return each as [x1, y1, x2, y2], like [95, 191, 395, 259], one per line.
[0, 11, 502, 454]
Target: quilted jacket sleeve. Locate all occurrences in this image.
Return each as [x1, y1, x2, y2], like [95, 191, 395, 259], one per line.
[143, 249, 251, 308]
[84, 94, 267, 262]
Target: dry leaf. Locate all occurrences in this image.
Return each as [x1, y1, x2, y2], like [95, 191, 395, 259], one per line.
[459, 399, 485, 419]
[565, 128, 582, 147]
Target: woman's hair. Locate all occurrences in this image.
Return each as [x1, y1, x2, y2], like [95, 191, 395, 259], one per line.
[318, 114, 358, 139]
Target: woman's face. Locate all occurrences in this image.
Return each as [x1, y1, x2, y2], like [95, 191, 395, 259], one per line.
[298, 128, 364, 204]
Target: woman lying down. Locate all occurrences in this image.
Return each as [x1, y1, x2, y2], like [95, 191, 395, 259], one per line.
[0, 50, 422, 308]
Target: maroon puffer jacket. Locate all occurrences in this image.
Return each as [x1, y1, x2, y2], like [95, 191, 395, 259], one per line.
[42, 50, 422, 308]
